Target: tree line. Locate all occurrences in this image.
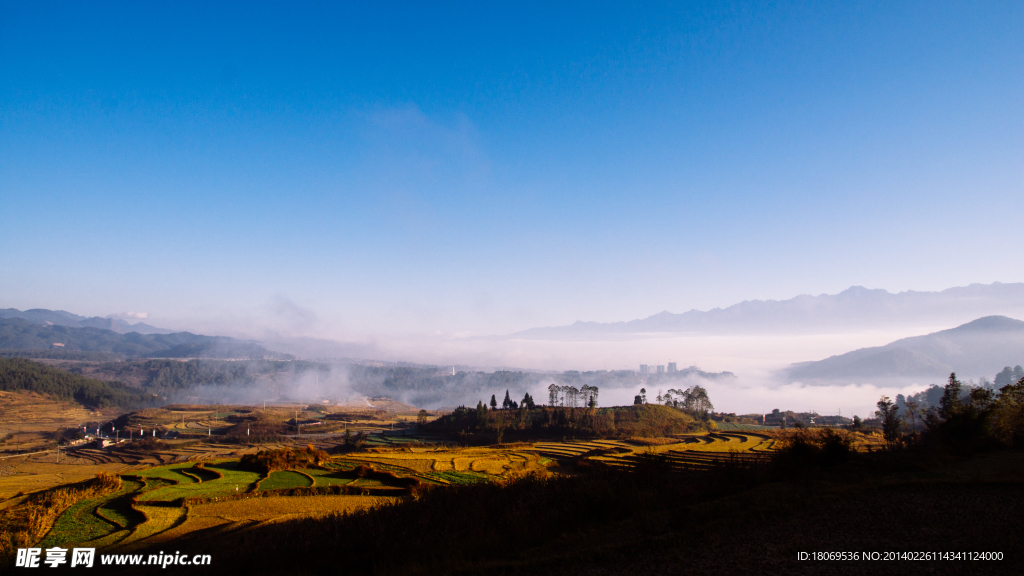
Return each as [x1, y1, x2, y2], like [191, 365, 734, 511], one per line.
[0, 358, 155, 408]
[547, 384, 599, 408]
[874, 372, 1024, 449]
[632, 385, 714, 421]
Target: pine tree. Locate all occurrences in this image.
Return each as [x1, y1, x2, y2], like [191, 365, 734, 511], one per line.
[502, 390, 512, 410]
[521, 392, 534, 410]
[490, 394, 498, 410]
[875, 396, 902, 449]
[940, 373, 963, 419]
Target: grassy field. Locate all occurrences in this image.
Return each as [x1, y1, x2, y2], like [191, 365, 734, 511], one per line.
[301, 468, 353, 487]
[258, 470, 313, 491]
[198, 495, 394, 522]
[136, 462, 260, 502]
[96, 479, 145, 528]
[420, 471, 489, 485]
[134, 462, 201, 483]
[118, 504, 187, 549]
[35, 491, 121, 548]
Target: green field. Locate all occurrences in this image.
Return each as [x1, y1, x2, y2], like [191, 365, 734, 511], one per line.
[96, 479, 146, 528]
[133, 463, 201, 484]
[421, 471, 489, 485]
[258, 470, 314, 491]
[37, 493, 120, 548]
[136, 462, 260, 502]
[302, 468, 354, 487]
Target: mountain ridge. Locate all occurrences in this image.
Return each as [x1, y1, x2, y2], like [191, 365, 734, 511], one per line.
[0, 307, 173, 335]
[786, 315, 1024, 382]
[0, 317, 292, 360]
[509, 282, 1024, 338]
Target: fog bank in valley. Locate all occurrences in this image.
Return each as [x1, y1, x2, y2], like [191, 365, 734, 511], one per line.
[215, 327, 964, 419]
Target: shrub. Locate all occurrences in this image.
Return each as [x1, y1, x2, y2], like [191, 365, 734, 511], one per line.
[772, 428, 854, 471]
[0, 473, 121, 558]
[240, 445, 330, 473]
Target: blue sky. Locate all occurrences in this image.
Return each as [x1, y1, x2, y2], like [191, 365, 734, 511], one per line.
[1, 1, 1022, 338]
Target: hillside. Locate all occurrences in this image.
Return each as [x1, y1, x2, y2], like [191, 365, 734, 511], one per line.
[0, 307, 172, 334]
[786, 315, 1024, 382]
[429, 403, 702, 442]
[0, 358, 155, 408]
[511, 282, 1024, 338]
[0, 318, 291, 360]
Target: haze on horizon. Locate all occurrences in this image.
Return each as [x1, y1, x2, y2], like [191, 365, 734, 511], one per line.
[2, 2, 1022, 402]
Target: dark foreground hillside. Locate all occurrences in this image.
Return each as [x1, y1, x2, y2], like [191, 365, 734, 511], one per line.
[126, 448, 1024, 576]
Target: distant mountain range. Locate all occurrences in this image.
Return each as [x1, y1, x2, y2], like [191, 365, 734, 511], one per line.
[510, 283, 1024, 338]
[0, 308, 173, 335]
[786, 315, 1024, 382]
[0, 316, 292, 360]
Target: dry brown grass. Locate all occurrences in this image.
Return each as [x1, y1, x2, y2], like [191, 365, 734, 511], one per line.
[626, 436, 679, 446]
[0, 472, 121, 557]
[194, 494, 395, 522]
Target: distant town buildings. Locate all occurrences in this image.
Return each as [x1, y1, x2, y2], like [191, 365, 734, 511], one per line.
[640, 362, 678, 374]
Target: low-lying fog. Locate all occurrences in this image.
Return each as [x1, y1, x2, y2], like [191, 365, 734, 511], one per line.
[249, 326, 962, 419]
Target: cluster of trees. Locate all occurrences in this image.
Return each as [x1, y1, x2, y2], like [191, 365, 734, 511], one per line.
[894, 365, 1023, 413]
[659, 386, 714, 420]
[632, 385, 714, 421]
[995, 365, 1024, 387]
[433, 402, 702, 443]
[875, 372, 1024, 449]
[547, 384, 599, 408]
[0, 358, 154, 408]
[0, 349, 124, 361]
[240, 445, 329, 473]
[487, 390, 537, 411]
[65, 359, 317, 393]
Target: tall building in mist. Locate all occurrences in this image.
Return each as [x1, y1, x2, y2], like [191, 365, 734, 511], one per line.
[639, 364, 649, 374]
[667, 362, 677, 373]
[656, 365, 665, 374]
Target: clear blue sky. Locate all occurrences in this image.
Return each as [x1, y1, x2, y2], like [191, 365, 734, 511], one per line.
[1, 1, 1022, 338]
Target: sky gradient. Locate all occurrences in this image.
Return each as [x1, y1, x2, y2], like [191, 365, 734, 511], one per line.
[2, 1, 1022, 341]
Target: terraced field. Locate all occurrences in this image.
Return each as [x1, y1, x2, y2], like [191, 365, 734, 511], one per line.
[29, 430, 785, 554]
[136, 462, 260, 502]
[528, 432, 777, 472]
[337, 447, 547, 480]
[258, 470, 313, 491]
[301, 467, 354, 487]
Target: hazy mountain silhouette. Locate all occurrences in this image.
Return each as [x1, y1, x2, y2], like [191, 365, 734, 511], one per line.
[786, 316, 1024, 381]
[0, 317, 291, 360]
[509, 283, 1024, 338]
[0, 308, 173, 335]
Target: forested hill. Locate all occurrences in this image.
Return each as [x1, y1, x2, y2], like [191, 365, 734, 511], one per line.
[0, 358, 156, 408]
[786, 315, 1024, 382]
[0, 318, 292, 360]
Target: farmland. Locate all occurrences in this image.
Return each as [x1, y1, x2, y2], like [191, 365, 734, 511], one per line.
[2, 418, 803, 558]
[1, 389, 989, 576]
